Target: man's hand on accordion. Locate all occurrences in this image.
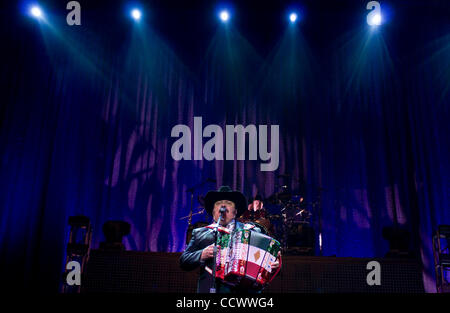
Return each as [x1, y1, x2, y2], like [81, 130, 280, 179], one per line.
[270, 251, 282, 270]
[200, 244, 215, 261]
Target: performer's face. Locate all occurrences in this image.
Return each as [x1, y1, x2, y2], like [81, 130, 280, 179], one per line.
[252, 200, 262, 211]
[213, 200, 236, 226]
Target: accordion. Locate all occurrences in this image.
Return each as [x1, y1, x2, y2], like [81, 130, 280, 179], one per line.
[210, 227, 282, 290]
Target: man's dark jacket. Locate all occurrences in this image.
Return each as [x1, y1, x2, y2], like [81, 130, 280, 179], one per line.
[180, 221, 261, 293]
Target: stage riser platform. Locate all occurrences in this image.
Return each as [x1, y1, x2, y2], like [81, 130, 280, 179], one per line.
[80, 251, 424, 293]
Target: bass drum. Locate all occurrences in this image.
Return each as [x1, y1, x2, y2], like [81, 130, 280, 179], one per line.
[185, 222, 209, 245]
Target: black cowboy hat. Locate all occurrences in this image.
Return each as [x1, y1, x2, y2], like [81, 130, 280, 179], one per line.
[204, 186, 247, 217]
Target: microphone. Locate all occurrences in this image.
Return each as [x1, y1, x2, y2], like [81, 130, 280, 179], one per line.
[217, 206, 227, 226]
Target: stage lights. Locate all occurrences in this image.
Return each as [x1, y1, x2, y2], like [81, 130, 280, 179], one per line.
[368, 13, 382, 26]
[219, 10, 230, 23]
[366, 1, 382, 26]
[131, 8, 142, 21]
[289, 12, 298, 23]
[22, 5, 387, 29]
[30, 5, 43, 18]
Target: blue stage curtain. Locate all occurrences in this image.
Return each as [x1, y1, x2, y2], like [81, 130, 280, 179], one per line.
[0, 1, 448, 292]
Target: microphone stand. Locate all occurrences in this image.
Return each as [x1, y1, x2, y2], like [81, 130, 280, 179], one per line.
[210, 208, 226, 293]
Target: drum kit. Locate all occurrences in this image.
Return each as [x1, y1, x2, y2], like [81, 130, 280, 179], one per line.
[247, 187, 319, 255]
[180, 174, 325, 256]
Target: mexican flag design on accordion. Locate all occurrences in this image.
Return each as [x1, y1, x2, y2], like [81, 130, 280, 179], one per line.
[215, 228, 281, 285]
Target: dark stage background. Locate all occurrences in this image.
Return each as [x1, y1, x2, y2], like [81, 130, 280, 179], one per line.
[0, 0, 449, 292]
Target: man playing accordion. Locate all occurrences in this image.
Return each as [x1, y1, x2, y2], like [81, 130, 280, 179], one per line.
[180, 186, 281, 293]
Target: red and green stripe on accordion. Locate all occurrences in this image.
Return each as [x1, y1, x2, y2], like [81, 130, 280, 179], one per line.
[215, 228, 281, 289]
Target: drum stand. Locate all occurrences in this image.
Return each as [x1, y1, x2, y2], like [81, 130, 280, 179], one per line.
[310, 200, 323, 256]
